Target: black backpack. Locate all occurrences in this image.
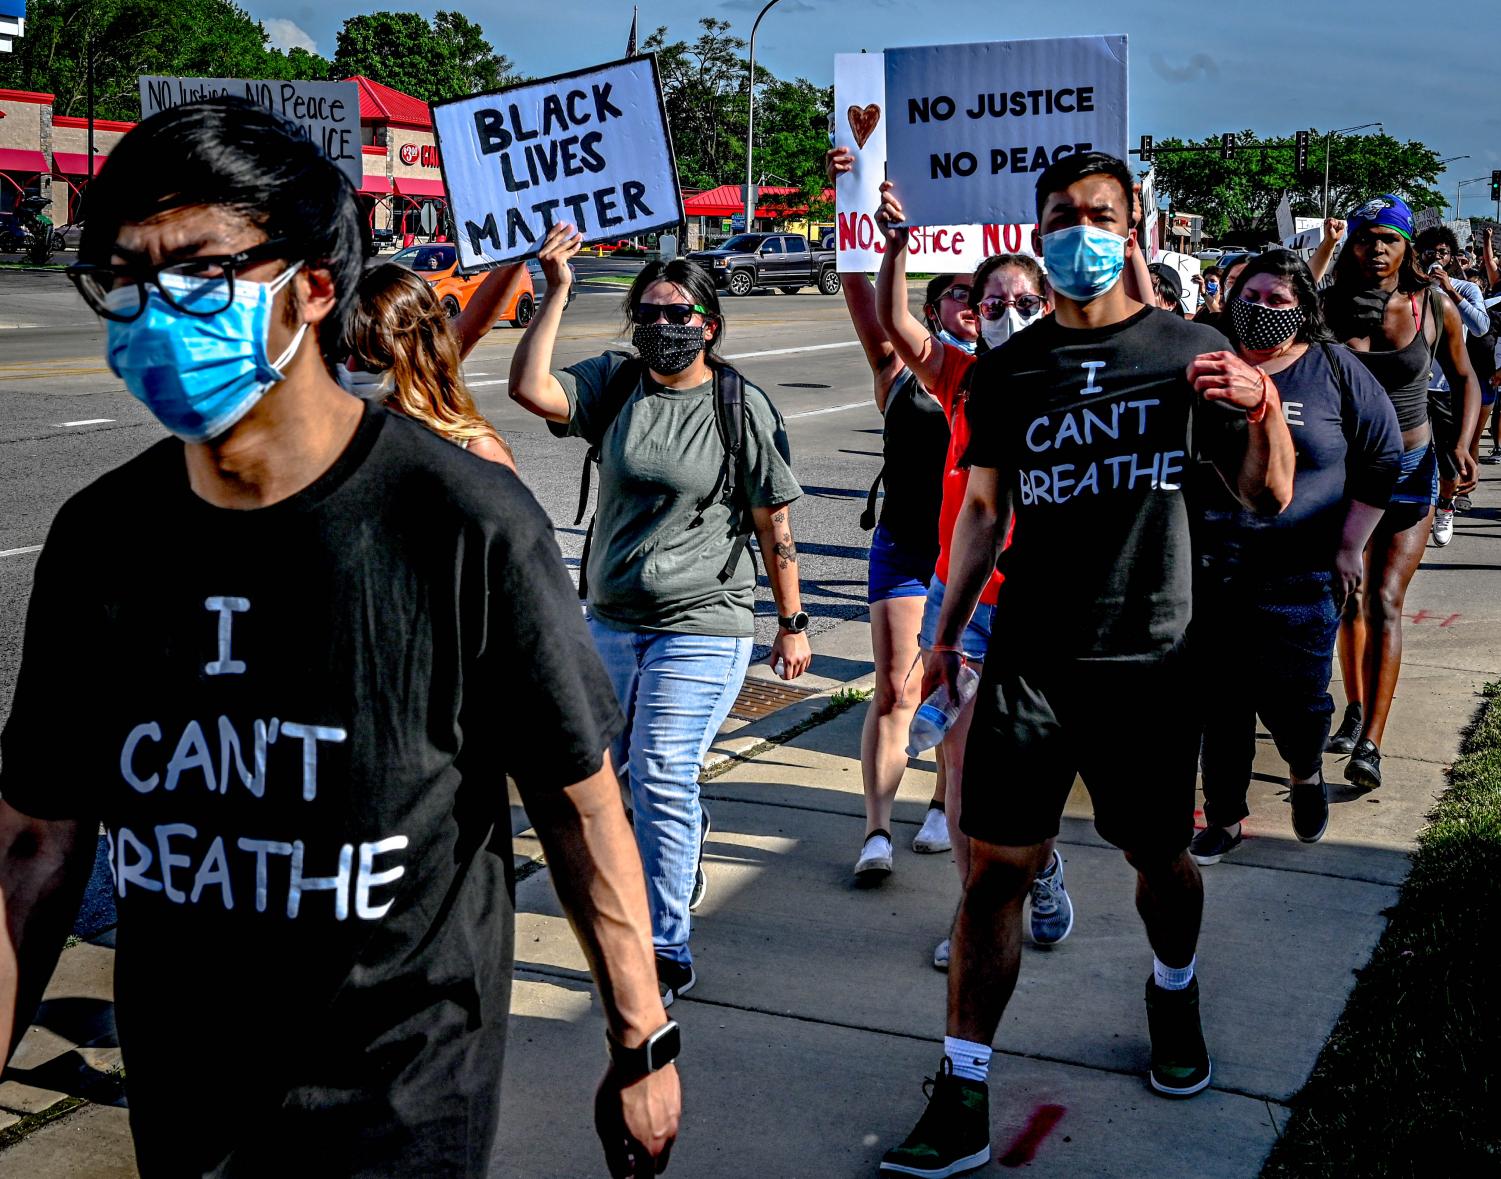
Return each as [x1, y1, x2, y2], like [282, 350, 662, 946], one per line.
[573, 352, 753, 600]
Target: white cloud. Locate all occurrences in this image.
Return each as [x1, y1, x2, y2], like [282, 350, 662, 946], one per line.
[264, 18, 318, 54]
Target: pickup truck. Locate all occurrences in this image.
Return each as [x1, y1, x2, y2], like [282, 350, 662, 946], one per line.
[688, 233, 842, 297]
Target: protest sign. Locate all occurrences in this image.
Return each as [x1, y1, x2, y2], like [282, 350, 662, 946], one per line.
[1275, 192, 1295, 241]
[884, 36, 1128, 228]
[833, 52, 1035, 274]
[431, 56, 684, 271]
[139, 77, 361, 184]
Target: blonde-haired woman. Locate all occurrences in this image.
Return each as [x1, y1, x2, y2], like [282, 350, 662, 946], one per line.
[343, 263, 518, 468]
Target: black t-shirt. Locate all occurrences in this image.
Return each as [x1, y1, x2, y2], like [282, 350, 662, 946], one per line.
[962, 306, 1242, 662]
[0, 404, 622, 1176]
[878, 367, 950, 558]
[1192, 342, 1402, 571]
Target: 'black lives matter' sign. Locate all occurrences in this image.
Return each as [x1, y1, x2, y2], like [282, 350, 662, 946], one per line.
[432, 56, 684, 271]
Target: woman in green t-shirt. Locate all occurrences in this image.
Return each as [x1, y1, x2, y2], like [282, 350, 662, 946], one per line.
[510, 221, 812, 1006]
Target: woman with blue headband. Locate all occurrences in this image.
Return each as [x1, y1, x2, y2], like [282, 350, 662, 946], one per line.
[1321, 195, 1482, 790]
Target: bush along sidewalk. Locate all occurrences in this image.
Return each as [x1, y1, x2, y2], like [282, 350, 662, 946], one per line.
[1261, 682, 1501, 1177]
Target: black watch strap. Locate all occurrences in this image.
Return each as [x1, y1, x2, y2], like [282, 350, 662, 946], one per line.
[606, 1020, 681, 1079]
[778, 611, 810, 633]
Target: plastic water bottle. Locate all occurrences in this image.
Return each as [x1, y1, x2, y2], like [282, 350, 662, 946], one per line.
[906, 665, 980, 757]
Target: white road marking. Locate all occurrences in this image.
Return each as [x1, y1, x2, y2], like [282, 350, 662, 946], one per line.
[724, 341, 861, 361]
[54, 418, 114, 427]
[0, 546, 43, 558]
[785, 401, 869, 420]
[468, 379, 509, 388]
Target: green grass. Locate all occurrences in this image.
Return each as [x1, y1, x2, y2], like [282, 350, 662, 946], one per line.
[1261, 682, 1501, 1177]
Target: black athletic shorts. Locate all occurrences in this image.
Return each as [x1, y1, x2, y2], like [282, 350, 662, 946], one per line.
[960, 647, 1199, 860]
[1429, 388, 1460, 481]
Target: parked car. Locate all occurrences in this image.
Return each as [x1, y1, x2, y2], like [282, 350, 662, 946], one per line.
[687, 232, 841, 296]
[389, 243, 540, 327]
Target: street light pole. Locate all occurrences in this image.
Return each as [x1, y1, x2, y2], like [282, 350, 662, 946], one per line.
[744, 0, 786, 233]
[1322, 122, 1382, 219]
[1454, 176, 1491, 221]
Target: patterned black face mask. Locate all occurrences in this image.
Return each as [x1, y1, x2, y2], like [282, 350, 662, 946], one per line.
[1231, 298, 1304, 351]
[632, 322, 706, 375]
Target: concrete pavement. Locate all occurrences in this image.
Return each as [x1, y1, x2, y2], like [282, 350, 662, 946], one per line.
[6, 467, 1498, 1173]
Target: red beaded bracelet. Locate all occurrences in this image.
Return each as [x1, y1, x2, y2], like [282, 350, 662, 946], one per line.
[1246, 369, 1273, 424]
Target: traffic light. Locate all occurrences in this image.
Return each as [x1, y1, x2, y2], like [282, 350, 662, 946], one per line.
[1295, 130, 1310, 174]
[1491, 170, 1501, 202]
[1221, 133, 1235, 160]
[1139, 134, 1154, 163]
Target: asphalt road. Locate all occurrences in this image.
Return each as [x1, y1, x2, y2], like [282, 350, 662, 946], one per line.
[0, 267, 889, 730]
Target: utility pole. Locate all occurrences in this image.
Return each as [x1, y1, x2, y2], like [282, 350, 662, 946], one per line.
[743, 0, 786, 233]
[86, 22, 96, 222]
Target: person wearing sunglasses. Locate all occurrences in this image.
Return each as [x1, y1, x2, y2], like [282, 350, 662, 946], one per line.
[873, 180, 1072, 977]
[510, 222, 809, 1010]
[4, 98, 681, 1177]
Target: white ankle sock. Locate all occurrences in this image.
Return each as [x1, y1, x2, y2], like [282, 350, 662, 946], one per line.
[944, 1036, 992, 1082]
[1153, 955, 1196, 991]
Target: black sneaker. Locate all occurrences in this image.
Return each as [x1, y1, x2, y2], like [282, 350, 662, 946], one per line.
[1188, 824, 1242, 866]
[880, 1058, 991, 1177]
[1290, 773, 1329, 843]
[1145, 977, 1212, 1097]
[1326, 702, 1362, 754]
[689, 805, 711, 912]
[656, 956, 696, 1008]
[1345, 739, 1382, 790]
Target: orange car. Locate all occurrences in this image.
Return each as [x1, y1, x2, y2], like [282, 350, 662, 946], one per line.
[388, 243, 539, 327]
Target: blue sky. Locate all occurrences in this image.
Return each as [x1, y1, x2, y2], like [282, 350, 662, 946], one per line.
[248, 0, 1501, 217]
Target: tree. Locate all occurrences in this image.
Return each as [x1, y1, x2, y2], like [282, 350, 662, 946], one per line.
[0, 0, 332, 120]
[1150, 130, 1446, 243]
[751, 76, 832, 219]
[645, 18, 750, 191]
[331, 11, 515, 103]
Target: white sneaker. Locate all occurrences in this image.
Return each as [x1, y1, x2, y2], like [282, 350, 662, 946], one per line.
[932, 937, 951, 972]
[854, 831, 893, 882]
[1432, 506, 1455, 547]
[912, 805, 952, 853]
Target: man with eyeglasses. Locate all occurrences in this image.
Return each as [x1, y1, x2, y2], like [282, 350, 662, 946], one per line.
[0, 99, 680, 1178]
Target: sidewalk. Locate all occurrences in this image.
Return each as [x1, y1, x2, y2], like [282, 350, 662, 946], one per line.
[4, 478, 1499, 1174]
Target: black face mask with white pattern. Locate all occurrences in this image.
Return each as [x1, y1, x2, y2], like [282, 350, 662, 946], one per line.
[632, 322, 707, 375]
[1231, 298, 1305, 352]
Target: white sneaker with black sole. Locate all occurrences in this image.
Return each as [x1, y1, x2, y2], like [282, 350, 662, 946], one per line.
[912, 805, 951, 853]
[1432, 504, 1455, 547]
[855, 829, 894, 883]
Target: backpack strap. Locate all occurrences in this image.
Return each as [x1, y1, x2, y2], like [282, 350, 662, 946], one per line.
[860, 467, 884, 531]
[575, 354, 645, 599]
[861, 367, 918, 531]
[704, 364, 755, 584]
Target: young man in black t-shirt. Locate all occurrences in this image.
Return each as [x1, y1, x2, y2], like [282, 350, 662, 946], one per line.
[0, 101, 680, 1178]
[881, 153, 1295, 1177]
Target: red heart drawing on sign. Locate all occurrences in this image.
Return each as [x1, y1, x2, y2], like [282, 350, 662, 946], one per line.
[847, 103, 881, 150]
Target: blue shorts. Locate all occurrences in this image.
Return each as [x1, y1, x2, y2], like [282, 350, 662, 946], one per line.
[1389, 442, 1438, 507]
[918, 577, 995, 663]
[867, 524, 935, 604]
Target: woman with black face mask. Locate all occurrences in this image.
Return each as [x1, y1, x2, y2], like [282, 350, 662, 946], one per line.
[1188, 251, 1402, 865]
[509, 221, 810, 1008]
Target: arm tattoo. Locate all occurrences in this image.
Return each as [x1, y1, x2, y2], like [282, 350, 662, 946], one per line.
[773, 534, 798, 570]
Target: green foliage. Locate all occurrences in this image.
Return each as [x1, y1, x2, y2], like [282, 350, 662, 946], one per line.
[0, 0, 332, 119]
[331, 11, 515, 104]
[1262, 682, 1501, 1177]
[1151, 130, 1446, 243]
[646, 18, 829, 217]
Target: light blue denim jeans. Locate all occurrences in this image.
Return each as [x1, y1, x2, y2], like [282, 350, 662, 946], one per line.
[587, 617, 753, 966]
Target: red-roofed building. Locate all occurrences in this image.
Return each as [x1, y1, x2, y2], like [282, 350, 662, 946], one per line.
[343, 75, 446, 243]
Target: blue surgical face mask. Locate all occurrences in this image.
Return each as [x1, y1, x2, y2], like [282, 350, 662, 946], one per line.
[1040, 225, 1128, 303]
[106, 263, 308, 443]
[936, 327, 977, 354]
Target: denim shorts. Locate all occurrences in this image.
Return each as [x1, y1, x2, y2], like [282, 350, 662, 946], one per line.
[918, 576, 995, 662]
[867, 524, 935, 604]
[1389, 442, 1438, 507]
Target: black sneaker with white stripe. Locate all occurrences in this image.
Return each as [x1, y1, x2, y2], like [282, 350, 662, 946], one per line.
[656, 956, 696, 1008]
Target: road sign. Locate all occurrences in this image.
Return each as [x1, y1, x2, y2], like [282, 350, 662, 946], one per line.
[419, 203, 438, 234]
[731, 213, 746, 232]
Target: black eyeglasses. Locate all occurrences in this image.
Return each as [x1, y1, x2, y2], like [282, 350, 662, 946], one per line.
[936, 286, 972, 304]
[631, 302, 708, 326]
[68, 238, 292, 322]
[976, 294, 1046, 320]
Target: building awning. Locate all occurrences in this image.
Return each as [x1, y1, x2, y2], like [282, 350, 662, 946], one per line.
[393, 177, 446, 199]
[52, 152, 107, 177]
[359, 174, 392, 195]
[0, 148, 48, 174]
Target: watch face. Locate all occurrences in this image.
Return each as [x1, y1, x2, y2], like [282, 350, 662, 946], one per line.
[646, 1022, 682, 1071]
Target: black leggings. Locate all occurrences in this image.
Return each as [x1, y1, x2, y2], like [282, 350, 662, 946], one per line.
[1192, 568, 1342, 829]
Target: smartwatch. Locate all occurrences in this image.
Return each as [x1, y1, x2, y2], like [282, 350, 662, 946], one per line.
[778, 611, 810, 634]
[606, 1020, 682, 1080]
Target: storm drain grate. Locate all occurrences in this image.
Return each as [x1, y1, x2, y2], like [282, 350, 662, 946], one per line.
[727, 678, 821, 720]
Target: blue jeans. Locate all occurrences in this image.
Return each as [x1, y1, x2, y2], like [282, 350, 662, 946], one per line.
[587, 617, 752, 966]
